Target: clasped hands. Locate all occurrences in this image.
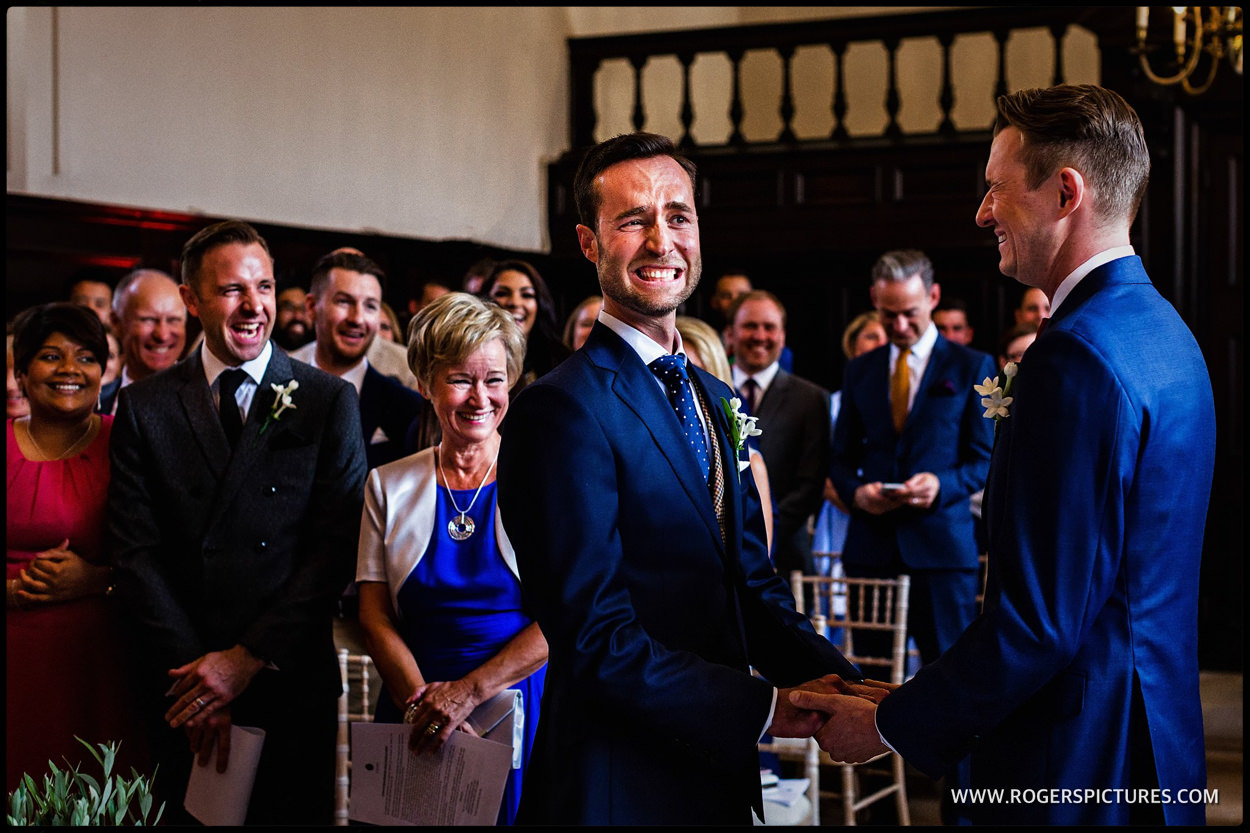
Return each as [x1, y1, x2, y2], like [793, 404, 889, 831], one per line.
[770, 674, 898, 764]
[404, 678, 480, 755]
[165, 644, 265, 772]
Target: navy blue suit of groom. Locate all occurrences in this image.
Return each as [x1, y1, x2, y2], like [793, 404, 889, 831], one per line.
[107, 346, 367, 825]
[498, 322, 858, 826]
[875, 256, 1216, 824]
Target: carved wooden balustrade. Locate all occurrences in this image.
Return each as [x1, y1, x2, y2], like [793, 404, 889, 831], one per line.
[564, 7, 1130, 153]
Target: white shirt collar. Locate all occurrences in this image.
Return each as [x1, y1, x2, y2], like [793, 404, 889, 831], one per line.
[1050, 246, 1136, 315]
[200, 339, 273, 388]
[598, 309, 685, 366]
[305, 341, 369, 395]
[891, 321, 938, 366]
[732, 360, 780, 393]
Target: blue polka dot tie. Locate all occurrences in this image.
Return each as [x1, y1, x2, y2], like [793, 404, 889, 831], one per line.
[649, 353, 710, 483]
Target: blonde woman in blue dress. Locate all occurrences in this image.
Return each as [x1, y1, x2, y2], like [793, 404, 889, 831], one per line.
[356, 292, 547, 825]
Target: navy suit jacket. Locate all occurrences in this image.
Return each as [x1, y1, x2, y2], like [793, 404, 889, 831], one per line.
[498, 322, 857, 825]
[358, 364, 424, 471]
[875, 257, 1216, 824]
[831, 334, 994, 571]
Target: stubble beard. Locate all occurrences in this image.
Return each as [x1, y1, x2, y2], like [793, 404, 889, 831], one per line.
[598, 253, 702, 319]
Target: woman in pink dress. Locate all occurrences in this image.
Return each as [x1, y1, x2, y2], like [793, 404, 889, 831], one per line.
[6, 302, 145, 791]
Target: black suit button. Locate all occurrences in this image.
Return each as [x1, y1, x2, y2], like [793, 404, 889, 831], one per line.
[255, 540, 268, 552]
[267, 485, 277, 495]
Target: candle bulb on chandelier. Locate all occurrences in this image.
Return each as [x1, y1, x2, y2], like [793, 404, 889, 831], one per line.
[1172, 6, 1188, 60]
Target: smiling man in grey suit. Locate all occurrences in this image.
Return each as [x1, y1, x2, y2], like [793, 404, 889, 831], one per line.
[108, 220, 367, 825]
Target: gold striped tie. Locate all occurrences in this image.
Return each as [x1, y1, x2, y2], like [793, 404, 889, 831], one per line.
[692, 381, 727, 544]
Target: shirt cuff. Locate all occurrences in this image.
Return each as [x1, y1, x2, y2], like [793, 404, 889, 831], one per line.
[874, 706, 898, 754]
[760, 687, 779, 743]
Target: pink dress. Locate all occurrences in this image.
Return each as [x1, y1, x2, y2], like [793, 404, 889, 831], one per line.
[6, 416, 146, 791]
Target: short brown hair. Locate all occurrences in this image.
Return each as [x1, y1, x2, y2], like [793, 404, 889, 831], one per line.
[309, 250, 387, 295]
[994, 84, 1150, 224]
[727, 289, 787, 329]
[573, 132, 698, 230]
[181, 220, 272, 294]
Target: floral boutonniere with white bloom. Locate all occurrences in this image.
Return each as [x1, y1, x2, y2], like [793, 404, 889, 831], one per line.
[720, 396, 762, 481]
[260, 379, 299, 435]
[974, 362, 1018, 426]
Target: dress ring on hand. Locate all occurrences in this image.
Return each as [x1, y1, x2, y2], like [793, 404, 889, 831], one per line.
[425, 722, 441, 736]
[192, 697, 205, 711]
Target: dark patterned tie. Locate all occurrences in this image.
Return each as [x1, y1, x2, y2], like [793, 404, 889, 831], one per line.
[218, 368, 248, 447]
[649, 354, 711, 483]
[739, 378, 759, 416]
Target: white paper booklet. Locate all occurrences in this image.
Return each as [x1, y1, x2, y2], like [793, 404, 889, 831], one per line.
[348, 689, 522, 825]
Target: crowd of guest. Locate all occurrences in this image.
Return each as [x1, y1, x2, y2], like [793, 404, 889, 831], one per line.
[6, 215, 1040, 822]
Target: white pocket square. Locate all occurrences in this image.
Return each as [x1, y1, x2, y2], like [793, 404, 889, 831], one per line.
[369, 427, 389, 444]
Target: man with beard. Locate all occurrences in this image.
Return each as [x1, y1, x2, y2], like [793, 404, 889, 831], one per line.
[497, 132, 863, 825]
[273, 282, 312, 352]
[292, 250, 424, 470]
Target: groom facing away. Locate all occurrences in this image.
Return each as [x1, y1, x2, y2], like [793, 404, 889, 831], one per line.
[795, 84, 1217, 825]
[497, 132, 867, 825]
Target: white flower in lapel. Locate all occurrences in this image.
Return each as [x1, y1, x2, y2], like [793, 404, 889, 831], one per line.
[974, 361, 1017, 424]
[260, 379, 299, 435]
[719, 396, 762, 481]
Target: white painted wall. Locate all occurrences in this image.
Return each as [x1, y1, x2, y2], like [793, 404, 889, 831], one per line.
[7, 7, 1097, 253]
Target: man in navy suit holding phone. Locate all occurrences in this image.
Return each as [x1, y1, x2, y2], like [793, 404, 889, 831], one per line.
[797, 85, 1217, 825]
[830, 249, 995, 669]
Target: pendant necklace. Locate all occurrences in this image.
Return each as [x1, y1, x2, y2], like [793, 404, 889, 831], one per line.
[437, 448, 498, 541]
[22, 416, 95, 461]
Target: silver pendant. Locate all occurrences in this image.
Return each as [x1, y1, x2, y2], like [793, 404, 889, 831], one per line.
[448, 513, 475, 541]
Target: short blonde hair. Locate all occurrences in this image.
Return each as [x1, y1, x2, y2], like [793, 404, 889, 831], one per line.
[675, 315, 732, 387]
[406, 292, 525, 392]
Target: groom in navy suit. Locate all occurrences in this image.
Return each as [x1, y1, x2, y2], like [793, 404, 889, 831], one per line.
[796, 85, 1217, 825]
[498, 132, 863, 825]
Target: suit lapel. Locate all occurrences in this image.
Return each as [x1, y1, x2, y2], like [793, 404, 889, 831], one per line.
[907, 337, 952, 426]
[176, 352, 230, 479]
[755, 369, 789, 426]
[586, 328, 724, 549]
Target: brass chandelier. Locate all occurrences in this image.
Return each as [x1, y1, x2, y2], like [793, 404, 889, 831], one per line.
[1135, 6, 1244, 94]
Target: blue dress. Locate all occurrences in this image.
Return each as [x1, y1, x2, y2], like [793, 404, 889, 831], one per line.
[374, 482, 545, 825]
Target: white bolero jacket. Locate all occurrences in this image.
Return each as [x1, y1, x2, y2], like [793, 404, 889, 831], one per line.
[356, 447, 519, 617]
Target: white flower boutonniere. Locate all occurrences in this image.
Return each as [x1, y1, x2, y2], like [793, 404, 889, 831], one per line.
[974, 361, 1017, 425]
[720, 396, 762, 481]
[260, 379, 299, 434]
